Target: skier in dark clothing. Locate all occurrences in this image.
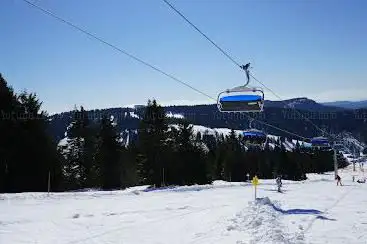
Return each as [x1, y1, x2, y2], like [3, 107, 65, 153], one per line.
[336, 174, 342, 186]
[276, 176, 282, 192]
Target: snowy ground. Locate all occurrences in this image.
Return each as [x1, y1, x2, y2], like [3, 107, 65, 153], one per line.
[1, 163, 367, 244]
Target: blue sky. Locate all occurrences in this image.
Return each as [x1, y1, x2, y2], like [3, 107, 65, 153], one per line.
[1, 0, 366, 114]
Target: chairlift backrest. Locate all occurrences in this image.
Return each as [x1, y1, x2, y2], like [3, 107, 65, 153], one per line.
[242, 129, 268, 149]
[217, 86, 264, 113]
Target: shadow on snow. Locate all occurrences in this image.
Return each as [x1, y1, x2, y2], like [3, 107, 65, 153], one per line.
[256, 197, 337, 221]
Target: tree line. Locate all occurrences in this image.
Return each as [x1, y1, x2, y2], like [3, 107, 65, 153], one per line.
[0, 74, 348, 193]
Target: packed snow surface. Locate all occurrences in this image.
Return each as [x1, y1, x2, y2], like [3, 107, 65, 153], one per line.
[1, 164, 367, 244]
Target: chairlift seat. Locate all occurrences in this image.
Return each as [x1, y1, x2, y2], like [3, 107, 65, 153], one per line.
[311, 137, 330, 147]
[311, 137, 333, 151]
[243, 130, 267, 138]
[242, 129, 267, 146]
[218, 92, 264, 112]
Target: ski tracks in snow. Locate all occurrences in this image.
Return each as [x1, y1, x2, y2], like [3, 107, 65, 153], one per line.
[227, 197, 305, 244]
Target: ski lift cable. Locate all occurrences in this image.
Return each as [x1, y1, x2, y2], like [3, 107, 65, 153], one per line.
[20, 0, 213, 101]
[162, 0, 243, 69]
[20, 0, 308, 141]
[161, 0, 331, 139]
[250, 74, 333, 138]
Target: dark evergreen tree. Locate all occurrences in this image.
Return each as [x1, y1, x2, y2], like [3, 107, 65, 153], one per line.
[295, 140, 301, 152]
[0, 77, 63, 193]
[21, 92, 63, 192]
[177, 120, 195, 184]
[212, 135, 226, 180]
[0, 74, 18, 192]
[175, 120, 209, 185]
[195, 131, 202, 142]
[137, 99, 168, 187]
[222, 130, 245, 181]
[337, 151, 348, 168]
[120, 142, 139, 187]
[62, 136, 83, 189]
[95, 114, 122, 190]
[62, 106, 98, 189]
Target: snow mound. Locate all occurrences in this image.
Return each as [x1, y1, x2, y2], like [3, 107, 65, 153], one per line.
[255, 196, 273, 206]
[227, 198, 305, 244]
[142, 182, 247, 193]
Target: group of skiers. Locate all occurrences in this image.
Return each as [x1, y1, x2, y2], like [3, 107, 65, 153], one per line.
[275, 174, 344, 191]
[251, 173, 352, 192]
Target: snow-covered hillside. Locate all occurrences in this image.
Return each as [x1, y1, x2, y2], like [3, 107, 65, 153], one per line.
[1, 161, 367, 244]
[171, 124, 309, 151]
[339, 132, 366, 152]
[57, 122, 312, 153]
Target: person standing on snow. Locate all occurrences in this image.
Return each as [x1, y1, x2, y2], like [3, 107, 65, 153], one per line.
[336, 174, 342, 186]
[276, 176, 282, 192]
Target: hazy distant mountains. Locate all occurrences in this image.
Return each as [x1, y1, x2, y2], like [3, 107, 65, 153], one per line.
[322, 100, 367, 109]
[48, 97, 367, 145]
[129, 98, 367, 111]
[264, 97, 345, 111]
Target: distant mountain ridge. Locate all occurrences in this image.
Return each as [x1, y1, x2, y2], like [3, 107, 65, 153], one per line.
[48, 97, 367, 146]
[322, 100, 367, 109]
[264, 97, 346, 111]
[130, 97, 346, 111]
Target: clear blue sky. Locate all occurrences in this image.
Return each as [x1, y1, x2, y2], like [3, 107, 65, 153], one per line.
[1, 0, 366, 114]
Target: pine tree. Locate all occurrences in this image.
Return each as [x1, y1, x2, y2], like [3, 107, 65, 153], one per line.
[214, 136, 226, 180]
[0, 74, 19, 192]
[63, 135, 84, 189]
[95, 114, 122, 190]
[62, 106, 97, 189]
[175, 119, 209, 185]
[295, 140, 301, 152]
[195, 131, 202, 142]
[222, 130, 244, 181]
[137, 99, 168, 187]
[79, 107, 98, 188]
[120, 142, 139, 187]
[1, 86, 63, 192]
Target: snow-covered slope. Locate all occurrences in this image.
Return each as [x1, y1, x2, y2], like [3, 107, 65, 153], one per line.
[58, 123, 310, 152]
[188, 125, 308, 150]
[2, 163, 367, 244]
[166, 111, 184, 119]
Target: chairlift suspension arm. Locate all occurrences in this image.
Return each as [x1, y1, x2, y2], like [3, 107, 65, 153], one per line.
[249, 117, 254, 129]
[240, 62, 251, 87]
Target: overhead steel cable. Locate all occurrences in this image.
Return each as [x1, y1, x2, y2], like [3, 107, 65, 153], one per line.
[162, 0, 243, 69]
[21, 0, 214, 101]
[162, 0, 331, 139]
[250, 74, 331, 137]
[20, 0, 308, 141]
[250, 119, 308, 140]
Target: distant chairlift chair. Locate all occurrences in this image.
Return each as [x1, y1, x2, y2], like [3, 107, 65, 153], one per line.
[310, 136, 333, 151]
